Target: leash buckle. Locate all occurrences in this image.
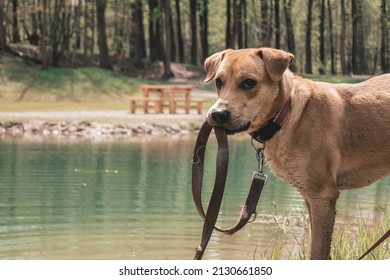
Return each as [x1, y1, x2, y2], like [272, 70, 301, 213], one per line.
[252, 171, 268, 184]
[252, 137, 268, 184]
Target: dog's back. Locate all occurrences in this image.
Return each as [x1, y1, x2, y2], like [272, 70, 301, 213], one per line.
[295, 74, 390, 190]
[332, 74, 390, 189]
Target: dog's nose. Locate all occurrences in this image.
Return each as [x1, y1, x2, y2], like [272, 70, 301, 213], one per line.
[210, 109, 231, 124]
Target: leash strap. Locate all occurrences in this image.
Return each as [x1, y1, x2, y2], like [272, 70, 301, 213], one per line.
[192, 121, 266, 260]
[358, 228, 390, 260]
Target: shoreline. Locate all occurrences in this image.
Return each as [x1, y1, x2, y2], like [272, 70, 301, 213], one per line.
[0, 115, 205, 141]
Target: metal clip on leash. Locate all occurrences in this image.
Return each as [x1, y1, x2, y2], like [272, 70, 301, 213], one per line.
[251, 138, 268, 184]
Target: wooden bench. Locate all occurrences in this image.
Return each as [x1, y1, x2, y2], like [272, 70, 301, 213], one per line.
[129, 85, 208, 114]
[170, 98, 207, 114]
[128, 97, 163, 113]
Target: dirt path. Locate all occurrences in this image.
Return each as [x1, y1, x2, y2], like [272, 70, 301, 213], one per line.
[0, 110, 207, 123]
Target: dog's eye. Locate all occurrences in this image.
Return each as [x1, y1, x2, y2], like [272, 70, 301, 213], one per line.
[215, 78, 223, 89]
[241, 79, 257, 90]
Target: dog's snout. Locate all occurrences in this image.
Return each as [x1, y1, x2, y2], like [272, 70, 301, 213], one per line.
[211, 109, 231, 125]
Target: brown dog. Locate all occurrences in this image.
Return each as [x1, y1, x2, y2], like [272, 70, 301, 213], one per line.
[204, 47, 390, 260]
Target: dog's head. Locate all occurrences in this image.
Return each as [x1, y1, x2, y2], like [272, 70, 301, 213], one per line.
[204, 48, 294, 135]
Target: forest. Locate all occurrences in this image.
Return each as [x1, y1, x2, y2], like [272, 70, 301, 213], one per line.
[0, 0, 389, 78]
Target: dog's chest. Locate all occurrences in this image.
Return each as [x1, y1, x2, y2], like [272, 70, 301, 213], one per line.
[265, 148, 292, 181]
[265, 146, 307, 192]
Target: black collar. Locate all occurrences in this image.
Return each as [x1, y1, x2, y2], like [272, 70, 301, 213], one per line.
[252, 97, 292, 143]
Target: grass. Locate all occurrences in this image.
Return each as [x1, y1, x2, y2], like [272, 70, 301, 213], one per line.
[332, 214, 390, 260]
[0, 58, 168, 106]
[0, 58, 371, 113]
[256, 211, 390, 260]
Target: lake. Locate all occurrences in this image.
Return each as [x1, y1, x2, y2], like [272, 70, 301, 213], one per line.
[0, 135, 389, 260]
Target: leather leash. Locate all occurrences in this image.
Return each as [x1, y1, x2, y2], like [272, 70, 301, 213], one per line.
[358, 228, 390, 260]
[192, 121, 267, 260]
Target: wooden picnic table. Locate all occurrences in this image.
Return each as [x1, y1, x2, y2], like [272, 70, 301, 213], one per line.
[129, 85, 207, 114]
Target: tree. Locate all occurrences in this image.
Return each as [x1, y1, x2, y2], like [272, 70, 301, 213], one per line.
[40, 0, 49, 69]
[352, 0, 368, 74]
[168, 3, 176, 62]
[241, 0, 248, 48]
[51, 0, 66, 66]
[130, 0, 146, 68]
[319, 0, 326, 74]
[381, 0, 389, 72]
[148, 0, 158, 62]
[283, 0, 296, 71]
[175, 0, 185, 63]
[12, 0, 21, 43]
[199, 0, 209, 61]
[96, 0, 111, 69]
[232, 0, 238, 48]
[274, 0, 281, 49]
[260, 0, 272, 46]
[305, 0, 314, 74]
[71, 0, 82, 67]
[190, 0, 197, 65]
[340, 0, 348, 74]
[327, 0, 336, 74]
[162, 0, 174, 77]
[0, 1, 5, 51]
[226, 0, 232, 48]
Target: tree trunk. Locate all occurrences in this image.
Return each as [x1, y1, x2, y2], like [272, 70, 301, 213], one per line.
[155, 1, 165, 61]
[305, 0, 313, 74]
[168, 5, 176, 62]
[319, 0, 326, 74]
[40, 0, 49, 69]
[260, 0, 271, 47]
[51, 0, 64, 67]
[162, 0, 174, 78]
[242, 0, 248, 48]
[381, 0, 389, 72]
[12, 0, 21, 43]
[340, 0, 348, 74]
[83, 0, 89, 56]
[30, 0, 38, 36]
[327, 0, 336, 74]
[175, 0, 185, 63]
[61, 4, 72, 52]
[131, 0, 146, 68]
[232, 0, 238, 48]
[0, 2, 5, 51]
[226, 0, 233, 48]
[190, 0, 197, 65]
[96, 0, 111, 69]
[90, 0, 96, 54]
[283, 0, 296, 71]
[274, 0, 280, 49]
[352, 0, 367, 74]
[199, 0, 209, 61]
[237, 0, 242, 48]
[71, 1, 82, 67]
[149, 0, 158, 62]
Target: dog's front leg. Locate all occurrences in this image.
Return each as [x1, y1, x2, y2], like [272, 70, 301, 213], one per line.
[305, 193, 339, 260]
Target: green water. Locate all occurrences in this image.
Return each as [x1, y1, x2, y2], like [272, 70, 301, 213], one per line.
[0, 136, 389, 260]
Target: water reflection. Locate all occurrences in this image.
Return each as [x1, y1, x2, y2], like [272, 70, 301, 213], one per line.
[0, 136, 389, 259]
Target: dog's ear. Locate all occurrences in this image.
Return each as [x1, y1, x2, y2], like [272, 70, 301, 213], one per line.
[258, 48, 294, 82]
[204, 51, 225, 83]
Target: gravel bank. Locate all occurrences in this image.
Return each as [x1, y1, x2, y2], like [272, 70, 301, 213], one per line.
[0, 111, 206, 140]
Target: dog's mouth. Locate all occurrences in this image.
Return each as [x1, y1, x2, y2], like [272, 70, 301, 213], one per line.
[221, 122, 251, 135]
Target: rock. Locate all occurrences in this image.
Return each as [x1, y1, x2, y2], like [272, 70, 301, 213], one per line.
[0, 119, 200, 140]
